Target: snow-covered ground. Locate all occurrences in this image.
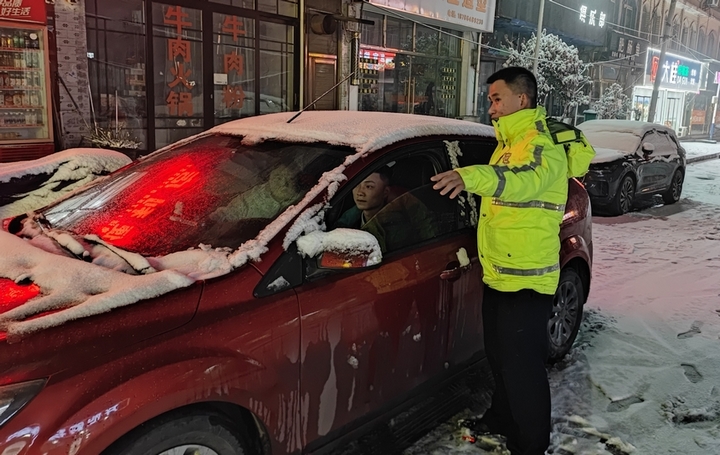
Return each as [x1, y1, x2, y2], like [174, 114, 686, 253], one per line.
[408, 141, 720, 454]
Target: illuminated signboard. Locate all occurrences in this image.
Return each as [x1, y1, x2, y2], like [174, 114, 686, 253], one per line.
[368, 0, 497, 33]
[579, 5, 606, 27]
[644, 48, 704, 93]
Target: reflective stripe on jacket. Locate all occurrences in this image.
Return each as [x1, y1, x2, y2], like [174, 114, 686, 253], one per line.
[456, 106, 568, 295]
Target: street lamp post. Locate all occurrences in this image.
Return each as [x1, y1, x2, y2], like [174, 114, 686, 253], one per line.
[647, 0, 678, 123]
[532, 0, 545, 76]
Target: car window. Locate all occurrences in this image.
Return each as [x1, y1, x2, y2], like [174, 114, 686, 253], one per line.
[643, 131, 675, 155]
[332, 150, 462, 255]
[41, 135, 352, 256]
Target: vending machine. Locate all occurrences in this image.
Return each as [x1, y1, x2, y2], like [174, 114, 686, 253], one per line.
[0, 0, 52, 162]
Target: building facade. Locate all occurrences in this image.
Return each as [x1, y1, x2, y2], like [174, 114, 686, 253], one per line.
[45, 0, 495, 155]
[481, 0, 720, 134]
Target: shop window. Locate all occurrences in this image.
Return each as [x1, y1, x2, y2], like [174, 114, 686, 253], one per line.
[151, 4, 204, 149]
[680, 20, 689, 51]
[689, 25, 697, 51]
[361, 12, 382, 47]
[640, 4, 650, 40]
[86, 0, 148, 150]
[440, 29, 461, 58]
[210, 0, 255, 10]
[708, 31, 716, 59]
[671, 17, 680, 51]
[622, 0, 636, 30]
[210, 0, 298, 17]
[386, 16, 413, 51]
[259, 21, 294, 116]
[415, 25, 438, 55]
[213, 13, 256, 125]
[652, 12, 662, 45]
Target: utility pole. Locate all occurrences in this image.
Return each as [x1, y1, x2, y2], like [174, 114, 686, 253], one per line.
[532, 0, 546, 76]
[647, 0, 678, 123]
[710, 71, 719, 139]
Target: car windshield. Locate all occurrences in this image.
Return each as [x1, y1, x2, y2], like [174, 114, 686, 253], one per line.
[40, 135, 352, 256]
[582, 130, 640, 152]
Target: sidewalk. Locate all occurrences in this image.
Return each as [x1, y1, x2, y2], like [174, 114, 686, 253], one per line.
[681, 140, 720, 164]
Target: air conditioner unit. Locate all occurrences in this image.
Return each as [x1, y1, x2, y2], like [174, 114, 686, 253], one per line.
[708, 0, 720, 8]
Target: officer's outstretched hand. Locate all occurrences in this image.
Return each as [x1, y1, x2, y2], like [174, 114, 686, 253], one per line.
[431, 170, 465, 199]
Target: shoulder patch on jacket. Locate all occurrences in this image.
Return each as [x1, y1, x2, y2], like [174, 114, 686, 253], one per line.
[545, 118, 596, 178]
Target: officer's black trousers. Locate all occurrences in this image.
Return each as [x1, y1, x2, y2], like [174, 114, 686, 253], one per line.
[481, 286, 553, 455]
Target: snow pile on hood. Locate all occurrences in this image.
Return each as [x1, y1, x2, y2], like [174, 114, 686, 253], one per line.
[0, 148, 131, 219]
[592, 147, 633, 164]
[0, 230, 194, 341]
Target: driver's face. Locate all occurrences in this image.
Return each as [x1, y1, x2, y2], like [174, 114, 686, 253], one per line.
[353, 173, 388, 213]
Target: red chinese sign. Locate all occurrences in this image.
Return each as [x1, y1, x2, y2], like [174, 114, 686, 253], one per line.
[691, 109, 705, 125]
[0, 0, 46, 24]
[222, 15, 247, 110]
[164, 6, 194, 117]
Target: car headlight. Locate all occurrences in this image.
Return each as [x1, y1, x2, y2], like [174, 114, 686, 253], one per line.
[0, 379, 46, 428]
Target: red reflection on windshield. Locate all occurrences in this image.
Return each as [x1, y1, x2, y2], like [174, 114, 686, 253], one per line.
[0, 279, 40, 314]
[77, 152, 221, 251]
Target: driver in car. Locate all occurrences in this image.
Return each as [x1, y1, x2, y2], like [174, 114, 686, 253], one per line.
[335, 166, 392, 229]
[335, 166, 435, 253]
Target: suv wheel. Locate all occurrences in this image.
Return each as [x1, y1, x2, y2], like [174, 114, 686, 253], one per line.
[662, 169, 683, 205]
[548, 267, 585, 364]
[610, 174, 634, 215]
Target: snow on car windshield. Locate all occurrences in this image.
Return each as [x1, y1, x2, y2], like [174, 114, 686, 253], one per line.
[40, 135, 351, 256]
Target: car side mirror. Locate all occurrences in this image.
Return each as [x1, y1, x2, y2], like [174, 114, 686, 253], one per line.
[641, 142, 655, 155]
[296, 229, 382, 270]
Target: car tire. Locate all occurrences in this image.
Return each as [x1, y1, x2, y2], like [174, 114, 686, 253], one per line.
[104, 411, 251, 455]
[548, 267, 584, 364]
[662, 169, 684, 205]
[610, 174, 634, 215]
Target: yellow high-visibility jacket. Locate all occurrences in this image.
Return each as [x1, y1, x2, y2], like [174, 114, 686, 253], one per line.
[456, 106, 568, 295]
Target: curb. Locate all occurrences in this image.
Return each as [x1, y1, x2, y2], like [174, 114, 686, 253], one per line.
[687, 153, 720, 164]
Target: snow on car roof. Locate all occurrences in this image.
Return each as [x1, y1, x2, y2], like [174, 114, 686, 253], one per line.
[578, 119, 677, 138]
[210, 111, 496, 152]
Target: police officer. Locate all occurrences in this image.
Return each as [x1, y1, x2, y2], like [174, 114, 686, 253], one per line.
[432, 66, 587, 454]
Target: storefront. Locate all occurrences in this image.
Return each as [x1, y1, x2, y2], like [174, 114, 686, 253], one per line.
[352, 0, 496, 119]
[632, 48, 706, 134]
[85, 0, 299, 153]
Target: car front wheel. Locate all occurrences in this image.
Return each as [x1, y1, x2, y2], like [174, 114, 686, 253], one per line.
[548, 267, 585, 364]
[610, 174, 634, 215]
[104, 411, 251, 455]
[662, 169, 683, 205]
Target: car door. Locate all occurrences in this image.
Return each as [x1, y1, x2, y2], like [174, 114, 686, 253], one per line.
[296, 142, 479, 447]
[637, 131, 675, 193]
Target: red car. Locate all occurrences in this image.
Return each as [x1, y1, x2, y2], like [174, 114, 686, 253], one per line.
[0, 112, 592, 455]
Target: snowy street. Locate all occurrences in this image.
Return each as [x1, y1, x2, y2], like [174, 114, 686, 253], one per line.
[408, 142, 720, 455]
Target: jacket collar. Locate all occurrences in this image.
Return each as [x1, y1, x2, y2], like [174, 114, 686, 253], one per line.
[492, 106, 547, 145]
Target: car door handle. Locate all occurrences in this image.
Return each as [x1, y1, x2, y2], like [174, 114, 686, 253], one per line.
[440, 262, 470, 282]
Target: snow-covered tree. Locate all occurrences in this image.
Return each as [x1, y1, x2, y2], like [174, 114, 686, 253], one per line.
[503, 31, 591, 118]
[591, 83, 631, 119]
